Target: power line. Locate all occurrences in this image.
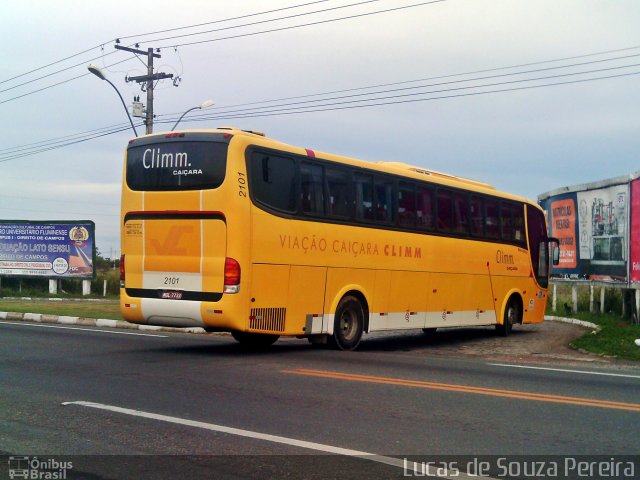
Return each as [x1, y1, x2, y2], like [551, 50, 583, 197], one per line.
[119, 0, 331, 40]
[0, 57, 134, 106]
[0, 0, 331, 87]
[4, 68, 638, 164]
[0, 0, 444, 104]
[0, 120, 133, 154]
[154, 0, 446, 49]
[170, 45, 640, 113]
[198, 71, 640, 121]
[2, 47, 638, 162]
[138, 0, 384, 45]
[184, 56, 640, 118]
[0, 43, 117, 86]
[0, 124, 140, 163]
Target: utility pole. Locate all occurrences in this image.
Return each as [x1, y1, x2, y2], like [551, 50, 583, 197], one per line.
[114, 44, 174, 134]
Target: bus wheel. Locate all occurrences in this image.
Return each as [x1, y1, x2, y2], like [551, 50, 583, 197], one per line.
[231, 331, 280, 348]
[332, 295, 365, 351]
[496, 297, 520, 336]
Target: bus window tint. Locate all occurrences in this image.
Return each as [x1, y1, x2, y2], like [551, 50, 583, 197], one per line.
[375, 179, 394, 223]
[326, 167, 351, 218]
[416, 186, 434, 230]
[437, 190, 453, 232]
[485, 199, 500, 239]
[251, 153, 297, 212]
[355, 173, 374, 221]
[501, 202, 515, 242]
[527, 204, 550, 288]
[301, 163, 324, 215]
[470, 195, 484, 236]
[126, 141, 228, 191]
[514, 205, 525, 245]
[398, 182, 416, 227]
[453, 192, 470, 235]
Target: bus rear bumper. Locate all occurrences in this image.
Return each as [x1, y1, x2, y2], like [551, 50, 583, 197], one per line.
[121, 292, 204, 328]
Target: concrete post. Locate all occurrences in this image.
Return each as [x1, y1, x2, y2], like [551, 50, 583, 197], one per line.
[572, 286, 578, 314]
[600, 287, 606, 315]
[49, 279, 58, 295]
[589, 285, 594, 314]
[82, 280, 91, 296]
[552, 284, 557, 312]
[636, 289, 640, 325]
[103, 279, 107, 297]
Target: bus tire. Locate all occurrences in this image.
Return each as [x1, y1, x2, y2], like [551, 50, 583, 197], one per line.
[496, 297, 520, 337]
[331, 295, 365, 351]
[231, 331, 280, 348]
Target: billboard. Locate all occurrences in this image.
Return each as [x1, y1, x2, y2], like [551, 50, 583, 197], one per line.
[631, 178, 640, 283]
[539, 172, 639, 283]
[0, 221, 95, 279]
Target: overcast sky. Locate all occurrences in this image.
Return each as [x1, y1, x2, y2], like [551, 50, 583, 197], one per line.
[2, 0, 639, 257]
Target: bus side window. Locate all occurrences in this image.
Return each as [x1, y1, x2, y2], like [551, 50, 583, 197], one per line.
[470, 195, 484, 236]
[300, 163, 325, 215]
[355, 173, 374, 222]
[326, 167, 351, 218]
[437, 189, 453, 232]
[453, 192, 470, 236]
[416, 185, 434, 231]
[485, 198, 500, 239]
[513, 204, 525, 245]
[251, 152, 297, 212]
[398, 182, 416, 228]
[374, 178, 394, 223]
[501, 202, 515, 242]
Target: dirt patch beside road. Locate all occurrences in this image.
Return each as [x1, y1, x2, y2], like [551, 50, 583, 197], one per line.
[433, 320, 598, 363]
[361, 319, 611, 365]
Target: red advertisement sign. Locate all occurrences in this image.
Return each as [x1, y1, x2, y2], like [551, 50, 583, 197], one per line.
[550, 198, 577, 269]
[631, 179, 640, 283]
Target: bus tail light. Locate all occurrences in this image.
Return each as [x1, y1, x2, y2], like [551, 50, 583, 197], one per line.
[224, 257, 240, 294]
[119, 255, 125, 288]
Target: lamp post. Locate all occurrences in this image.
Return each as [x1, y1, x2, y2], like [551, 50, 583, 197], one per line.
[87, 64, 139, 137]
[171, 100, 214, 131]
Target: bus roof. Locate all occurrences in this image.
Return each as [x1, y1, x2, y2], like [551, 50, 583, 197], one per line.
[152, 127, 537, 206]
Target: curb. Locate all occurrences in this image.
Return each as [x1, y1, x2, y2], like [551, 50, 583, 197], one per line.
[4, 310, 638, 352]
[0, 310, 622, 341]
[544, 315, 600, 332]
[0, 311, 207, 335]
[2, 297, 115, 303]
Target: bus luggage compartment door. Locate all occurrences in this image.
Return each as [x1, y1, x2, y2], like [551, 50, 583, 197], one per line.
[124, 216, 226, 298]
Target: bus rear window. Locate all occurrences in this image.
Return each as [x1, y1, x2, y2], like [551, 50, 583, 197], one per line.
[126, 142, 228, 191]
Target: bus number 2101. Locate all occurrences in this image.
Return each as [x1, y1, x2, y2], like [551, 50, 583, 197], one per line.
[238, 172, 247, 197]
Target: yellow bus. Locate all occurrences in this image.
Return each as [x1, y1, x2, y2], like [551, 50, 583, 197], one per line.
[120, 127, 558, 350]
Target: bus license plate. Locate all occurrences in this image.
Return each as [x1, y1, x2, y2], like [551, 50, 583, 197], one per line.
[161, 291, 183, 300]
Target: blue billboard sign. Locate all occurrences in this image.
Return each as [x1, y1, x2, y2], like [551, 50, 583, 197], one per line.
[0, 221, 95, 279]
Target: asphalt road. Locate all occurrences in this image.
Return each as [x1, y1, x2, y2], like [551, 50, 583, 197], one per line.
[1, 320, 639, 479]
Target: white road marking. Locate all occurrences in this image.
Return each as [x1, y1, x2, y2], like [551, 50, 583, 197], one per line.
[488, 363, 640, 379]
[0, 320, 168, 338]
[62, 400, 495, 480]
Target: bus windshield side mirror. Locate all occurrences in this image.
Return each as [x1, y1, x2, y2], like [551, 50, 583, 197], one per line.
[549, 237, 560, 266]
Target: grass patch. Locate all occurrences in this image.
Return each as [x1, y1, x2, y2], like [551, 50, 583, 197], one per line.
[0, 299, 123, 321]
[547, 309, 640, 361]
[548, 309, 640, 361]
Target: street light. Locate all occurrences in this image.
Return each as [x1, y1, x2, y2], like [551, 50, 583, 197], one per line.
[171, 99, 214, 131]
[87, 64, 139, 137]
